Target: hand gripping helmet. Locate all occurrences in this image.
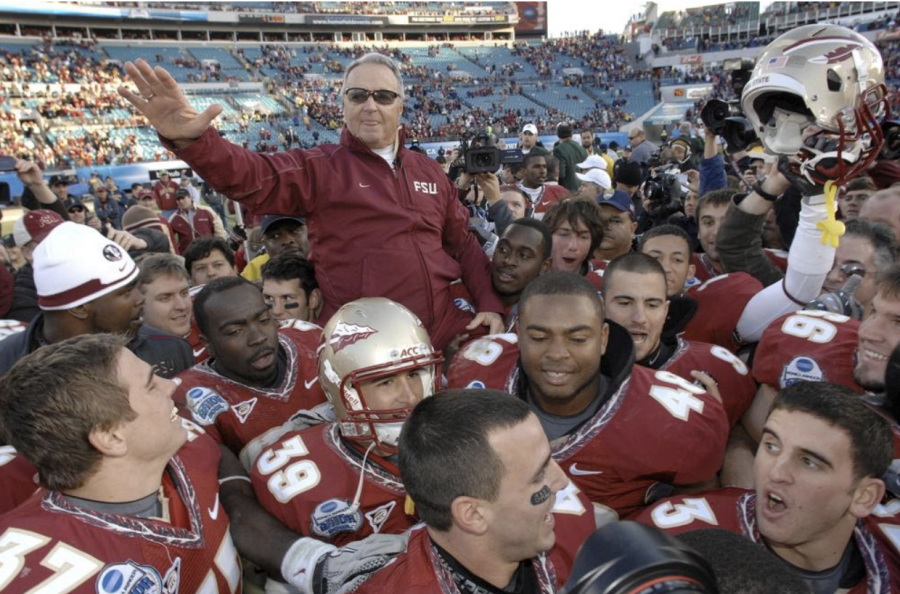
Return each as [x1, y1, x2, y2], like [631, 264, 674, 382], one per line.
[741, 24, 889, 187]
[318, 297, 443, 454]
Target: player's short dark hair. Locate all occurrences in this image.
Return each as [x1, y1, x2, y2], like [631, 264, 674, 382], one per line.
[696, 188, 733, 220]
[0, 334, 134, 491]
[844, 218, 899, 275]
[138, 253, 189, 290]
[542, 198, 605, 257]
[678, 530, 813, 594]
[183, 237, 235, 275]
[194, 276, 256, 336]
[769, 381, 892, 481]
[261, 253, 318, 296]
[518, 271, 603, 322]
[523, 151, 547, 168]
[604, 252, 666, 295]
[639, 224, 694, 259]
[504, 217, 552, 260]
[399, 389, 533, 531]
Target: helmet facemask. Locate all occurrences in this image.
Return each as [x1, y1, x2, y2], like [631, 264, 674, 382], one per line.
[325, 349, 443, 455]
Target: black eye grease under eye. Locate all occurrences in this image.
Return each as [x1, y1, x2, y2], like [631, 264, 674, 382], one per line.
[530, 485, 551, 506]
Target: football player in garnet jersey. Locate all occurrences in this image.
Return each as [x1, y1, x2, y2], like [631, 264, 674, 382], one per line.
[252, 301, 594, 591]
[602, 253, 756, 427]
[447, 271, 729, 520]
[638, 382, 900, 593]
[354, 389, 584, 594]
[261, 253, 323, 323]
[251, 298, 444, 551]
[0, 334, 290, 592]
[0, 333, 412, 594]
[173, 276, 328, 457]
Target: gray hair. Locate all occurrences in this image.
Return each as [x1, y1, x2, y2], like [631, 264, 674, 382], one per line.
[844, 218, 899, 274]
[343, 53, 404, 99]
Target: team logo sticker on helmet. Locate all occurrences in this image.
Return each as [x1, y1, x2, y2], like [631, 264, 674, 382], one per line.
[780, 356, 826, 388]
[185, 387, 229, 426]
[310, 498, 363, 538]
[96, 561, 163, 594]
[329, 322, 377, 353]
[782, 37, 864, 64]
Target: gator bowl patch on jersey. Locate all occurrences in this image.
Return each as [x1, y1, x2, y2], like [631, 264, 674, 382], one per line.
[96, 561, 162, 594]
[310, 498, 363, 538]
[780, 356, 826, 388]
[185, 387, 228, 426]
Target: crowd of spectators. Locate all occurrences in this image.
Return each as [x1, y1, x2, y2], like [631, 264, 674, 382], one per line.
[105, 1, 516, 16]
[7, 19, 900, 165]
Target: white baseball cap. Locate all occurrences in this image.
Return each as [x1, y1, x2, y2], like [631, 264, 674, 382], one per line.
[576, 169, 612, 190]
[577, 155, 608, 170]
[522, 124, 538, 135]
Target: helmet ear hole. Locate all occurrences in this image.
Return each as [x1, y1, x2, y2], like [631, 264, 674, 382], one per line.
[827, 69, 842, 93]
[753, 92, 813, 128]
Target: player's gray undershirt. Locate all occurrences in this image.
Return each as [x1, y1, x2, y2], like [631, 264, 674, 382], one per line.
[782, 539, 863, 594]
[64, 490, 162, 519]
[526, 375, 608, 442]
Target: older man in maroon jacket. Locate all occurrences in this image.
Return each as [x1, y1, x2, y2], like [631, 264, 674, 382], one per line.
[120, 53, 502, 348]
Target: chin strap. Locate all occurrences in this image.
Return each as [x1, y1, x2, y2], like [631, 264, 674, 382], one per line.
[816, 180, 845, 248]
[346, 441, 377, 516]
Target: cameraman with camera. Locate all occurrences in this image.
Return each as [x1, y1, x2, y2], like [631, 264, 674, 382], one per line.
[453, 131, 527, 254]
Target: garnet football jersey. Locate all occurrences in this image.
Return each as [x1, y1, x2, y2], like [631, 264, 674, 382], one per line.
[658, 338, 756, 427]
[251, 423, 414, 546]
[752, 309, 863, 392]
[0, 423, 242, 594]
[173, 326, 327, 458]
[353, 524, 559, 594]
[448, 328, 729, 519]
[682, 272, 764, 353]
[636, 488, 900, 594]
[690, 253, 720, 283]
[250, 423, 595, 579]
[0, 445, 39, 515]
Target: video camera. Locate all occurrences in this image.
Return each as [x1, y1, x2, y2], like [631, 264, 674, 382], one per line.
[456, 130, 523, 174]
[643, 152, 686, 221]
[700, 58, 758, 154]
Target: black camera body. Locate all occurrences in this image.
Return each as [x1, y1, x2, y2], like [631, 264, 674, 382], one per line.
[700, 100, 757, 153]
[643, 159, 684, 221]
[699, 58, 758, 154]
[458, 131, 523, 174]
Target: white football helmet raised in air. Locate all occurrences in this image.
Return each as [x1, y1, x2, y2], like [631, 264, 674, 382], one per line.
[741, 24, 889, 186]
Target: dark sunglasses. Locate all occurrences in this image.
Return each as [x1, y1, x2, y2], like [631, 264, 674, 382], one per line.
[344, 88, 400, 106]
[68, 206, 85, 212]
